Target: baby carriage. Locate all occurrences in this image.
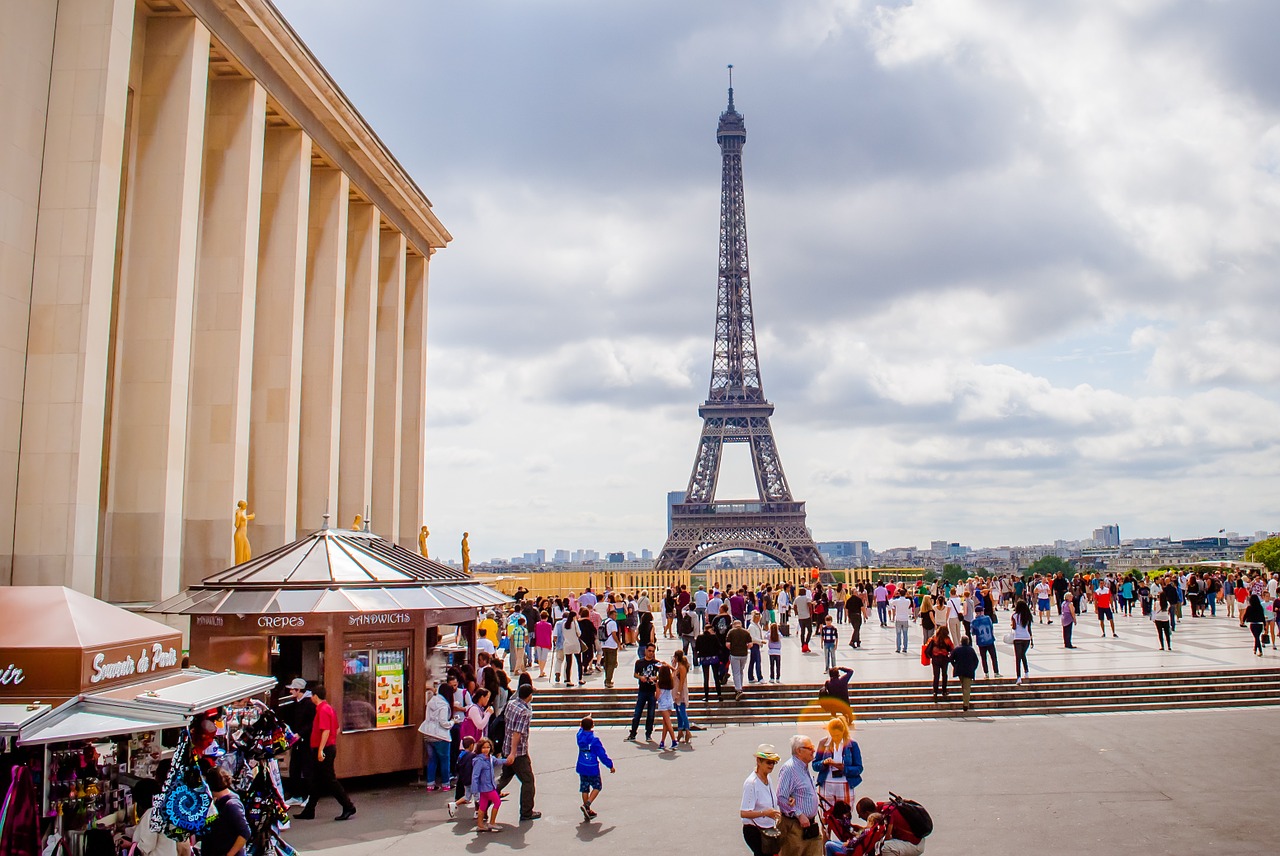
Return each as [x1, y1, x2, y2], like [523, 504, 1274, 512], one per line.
[821, 796, 855, 844]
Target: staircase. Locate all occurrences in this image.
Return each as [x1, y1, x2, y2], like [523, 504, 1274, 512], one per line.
[529, 667, 1280, 728]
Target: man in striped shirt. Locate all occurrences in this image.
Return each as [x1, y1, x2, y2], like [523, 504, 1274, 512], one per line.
[509, 616, 529, 674]
[775, 735, 821, 856]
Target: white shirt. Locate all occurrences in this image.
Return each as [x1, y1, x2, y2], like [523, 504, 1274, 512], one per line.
[748, 622, 767, 644]
[476, 637, 496, 655]
[133, 808, 178, 856]
[1035, 582, 1050, 600]
[741, 771, 777, 828]
[889, 596, 913, 622]
[793, 595, 811, 619]
[600, 618, 619, 649]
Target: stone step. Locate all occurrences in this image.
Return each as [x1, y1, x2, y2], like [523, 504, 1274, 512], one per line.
[526, 669, 1280, 727]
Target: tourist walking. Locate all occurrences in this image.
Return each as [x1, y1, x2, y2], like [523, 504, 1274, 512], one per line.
[890, 589, 914, 654]
[924, 626, 954, 701]
[201, 767, 251, 856]
[298, 685, 356, 821]
[600, 607, 621, 688]
[559, 612, 582, 685]
[471, 738, 518, 832]
[1060, 595, 1076, 648]
[575, 716, 615, 821]
[656, 663, 678, 749]
[727, 619, 754, 699]
[695, 623, 727, 702]
[873, 582, 889, 627]
[819, 615, 839, 670]
[748, 611, 767, 683]
[768, 623, 784, 683]
[970, 604, 1000, 678]
[1010, 600, 1034, 685]
[1095, 580, 1118, 637]
[846, 588, 865, 648]
[740, 744, 782, 856]
[672, 649, 692, 744]
[795, 588, 814, 652]
[775, 735, 822, 856]
[1153, 593, 1173, 650]
[951, 634, 979, 710]
[678, 603, 699, 656]
[917, 594, 936, 645]
[495, 683, 539, 821]
[1241, 594, 1267, 656]
[628, 644, 661, 741]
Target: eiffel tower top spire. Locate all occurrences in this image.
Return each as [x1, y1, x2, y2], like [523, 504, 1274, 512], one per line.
[709, 67, 760, 406]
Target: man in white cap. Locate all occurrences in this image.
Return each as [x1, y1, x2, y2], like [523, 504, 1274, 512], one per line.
[280, 679, 314, 803]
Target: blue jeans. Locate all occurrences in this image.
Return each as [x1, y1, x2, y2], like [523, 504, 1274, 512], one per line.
[630, 690, 656, 738]
[825, 842, 845, 856]
[748, 646, 763, 682]
[895, 621, 910, 652]
[675, 702, 690, 731]
[425, 739, 450, 786]
[824, 643, 837, 669]
[877, 602, 888, 625]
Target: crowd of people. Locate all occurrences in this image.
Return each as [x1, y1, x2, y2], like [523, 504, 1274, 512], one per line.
[276, 565, 1276, 838]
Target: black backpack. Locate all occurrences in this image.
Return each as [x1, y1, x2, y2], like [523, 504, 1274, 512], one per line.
[888, 792, 933, 839]
[678, 612, 695, 636]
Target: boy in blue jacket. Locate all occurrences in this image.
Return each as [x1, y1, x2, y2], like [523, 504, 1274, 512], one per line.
[575, 716, 616, 821]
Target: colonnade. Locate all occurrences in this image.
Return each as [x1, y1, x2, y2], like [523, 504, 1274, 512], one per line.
[0, 0, 449, 600]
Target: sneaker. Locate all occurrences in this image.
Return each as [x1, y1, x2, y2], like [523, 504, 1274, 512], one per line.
[580, 804, 591, 822]
[447, 802, 457, 819]
[587, 807, 598, 818]
[520, 812, 543, 821]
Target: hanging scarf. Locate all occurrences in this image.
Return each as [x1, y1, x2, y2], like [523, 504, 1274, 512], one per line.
[0, 765, 40, 856]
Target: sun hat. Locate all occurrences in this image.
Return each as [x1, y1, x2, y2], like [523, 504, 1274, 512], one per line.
[755, 743, 780, 762]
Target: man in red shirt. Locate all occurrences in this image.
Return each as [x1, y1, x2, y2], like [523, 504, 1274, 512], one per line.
[1095, 580, 1118, 638]
[297, 685, 356, 821]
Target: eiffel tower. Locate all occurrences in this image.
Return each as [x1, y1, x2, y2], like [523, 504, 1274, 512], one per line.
[656, 71, 824, 572]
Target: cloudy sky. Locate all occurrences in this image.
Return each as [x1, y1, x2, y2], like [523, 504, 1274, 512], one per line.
[275, 0, 1280, 563]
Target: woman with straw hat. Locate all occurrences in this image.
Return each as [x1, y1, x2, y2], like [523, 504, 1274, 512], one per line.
[741, 744, 782, 855]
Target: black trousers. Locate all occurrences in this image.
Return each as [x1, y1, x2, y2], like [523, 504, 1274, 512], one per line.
[286, 744, 311, 799]
[848, 618, 862, 646]
[496, 753, 536, 818]
[702, 662, 724, 701]
[743, 824, 765, 856]
[930, 657, 949, 696]
[305, 747, 354, 814]
[799, 618, 813, 646]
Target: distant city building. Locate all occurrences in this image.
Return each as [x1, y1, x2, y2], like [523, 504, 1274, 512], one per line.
[930, 540, 948, 555]
[554, 549, 570, 564]
[607, 552, 625, 563]
[1092, 524, 1121, 547]
[641, 548, 654, 561]
[817, 541, 870, 559]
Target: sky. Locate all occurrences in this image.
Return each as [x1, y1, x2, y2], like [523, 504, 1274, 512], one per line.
[274, 0, 1280, 564]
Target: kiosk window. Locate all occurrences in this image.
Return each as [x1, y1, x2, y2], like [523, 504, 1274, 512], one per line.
[342, 648, 407, 731]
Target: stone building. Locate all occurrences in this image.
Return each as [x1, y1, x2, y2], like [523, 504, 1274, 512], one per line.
[0, 0, 449, 601]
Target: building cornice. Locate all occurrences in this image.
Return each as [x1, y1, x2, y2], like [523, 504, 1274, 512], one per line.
[180, 0, 451, 255]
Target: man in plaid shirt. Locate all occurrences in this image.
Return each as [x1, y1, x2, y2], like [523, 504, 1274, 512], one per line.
[775, 735, 821, 856]
[497, 684, 541, 820]
[509, 616, 529, 674]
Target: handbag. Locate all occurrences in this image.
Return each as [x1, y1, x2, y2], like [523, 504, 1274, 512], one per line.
[920, 643, 930, 666]
[1003, 632, 1016, 645]
[750, 784, 782, 856]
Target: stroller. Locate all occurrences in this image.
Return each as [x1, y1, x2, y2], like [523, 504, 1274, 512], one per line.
[821, 795, 855, 844]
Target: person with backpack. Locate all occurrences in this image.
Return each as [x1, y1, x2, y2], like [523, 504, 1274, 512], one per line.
[854, 795, 930, 855]
[678, 604, 698, 656]
[600, 607, 621, 688]
[950, 635, 979, 711]
[969, 604, 1000, 679]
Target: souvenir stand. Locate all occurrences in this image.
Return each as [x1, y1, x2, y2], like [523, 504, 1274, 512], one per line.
[149, 522, 511, 778]
[0, 587, 276, 856]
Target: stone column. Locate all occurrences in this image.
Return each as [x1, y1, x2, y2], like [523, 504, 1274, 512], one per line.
[181, 77, 266, 587]
[102, 15, 211, 602]
[248, 127, 311, 552]
[372, 231, 406, 544]
[398, 253, 430, 550]
[0, 0, 58, 585]
[296, 167, 348, 534]
[12, 0, 135, 592]
[337, 202, 379, 529]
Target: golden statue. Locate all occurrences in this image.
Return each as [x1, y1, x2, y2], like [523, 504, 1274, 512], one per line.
[418, 525, 430, 559]
[233, 500, 254, 564]
[352, 514, 363, 530]
[461, 532, 471, 574]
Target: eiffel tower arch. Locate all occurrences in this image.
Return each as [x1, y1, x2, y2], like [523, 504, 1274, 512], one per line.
[656, 71, 824, 572]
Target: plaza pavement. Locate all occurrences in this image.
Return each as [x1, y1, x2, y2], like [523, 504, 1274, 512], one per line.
[283, 706, 1275, 856]
[558, 604, 1277, 690]
[281, 607, 1277, 855]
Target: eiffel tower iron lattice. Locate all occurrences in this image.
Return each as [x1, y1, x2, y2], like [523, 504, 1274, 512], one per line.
[655, 73, 824, 572]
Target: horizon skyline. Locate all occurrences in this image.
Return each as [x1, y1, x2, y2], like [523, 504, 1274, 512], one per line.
[276, 1, 1280, 564]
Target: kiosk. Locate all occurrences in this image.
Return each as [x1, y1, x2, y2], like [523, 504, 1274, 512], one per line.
[150, 523, 510, 778]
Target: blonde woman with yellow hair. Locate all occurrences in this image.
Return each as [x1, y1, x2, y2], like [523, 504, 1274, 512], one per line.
[812, 716, 863, 808]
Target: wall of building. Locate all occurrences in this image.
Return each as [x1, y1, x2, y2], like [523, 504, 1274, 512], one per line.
[1, 0, 448, 600]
